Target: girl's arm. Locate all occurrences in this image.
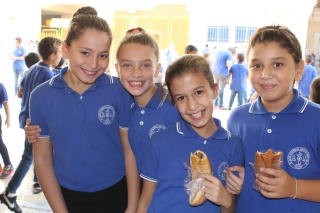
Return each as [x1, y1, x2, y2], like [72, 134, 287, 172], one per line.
[195, 173, 235, 213]
[257, 167, 320, 202]
[136, 180, 157, 213]
[2, 101, 10, 128]
[33, 137, 68, 212]
[119, 128, 140, 213]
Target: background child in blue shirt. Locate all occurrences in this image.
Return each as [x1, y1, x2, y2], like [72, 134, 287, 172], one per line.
[0, 36, 62, 213]
[227, 52, 248, 110]
[0, 83, 13, 179]
[298, 54, 318, 99]
[227, 24, 320, 213]
[310, 76, 320, 104]
[52, 57, 65, 76]
[137, 55, 244, 213]
[11, 37, 27, 95]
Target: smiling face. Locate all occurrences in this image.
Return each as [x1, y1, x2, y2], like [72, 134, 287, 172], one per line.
[116, 43, 161, 106]
[170, 71, 218, 138]
[247, 42, 304, 112]
[63, 29, 111, 91]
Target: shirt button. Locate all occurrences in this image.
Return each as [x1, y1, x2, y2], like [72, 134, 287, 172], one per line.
[141, 110, 145, 114]
[140, 121, 144, 125]
[80, 96, 83, 99]
[204, 140, 207, 144]
[271, 115, 276, 119]
[267, 129, 272, 133]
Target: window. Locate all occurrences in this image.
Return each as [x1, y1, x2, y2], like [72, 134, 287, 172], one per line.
[207, 26, 229, 42]
[235, 26, 257, 43]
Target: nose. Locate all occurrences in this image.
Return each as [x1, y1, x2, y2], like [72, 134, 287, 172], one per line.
[188, 97, 198, 110]
[132, 66, 142, 78]
[260, 67, 273, 79]
[88, 57, 98, 69]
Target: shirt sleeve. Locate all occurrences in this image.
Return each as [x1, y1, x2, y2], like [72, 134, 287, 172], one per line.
[29, 87, 50, 137]
[0, 83, 8, 103]
[140, 136, 159, 182]
[118, 85, 133, 129]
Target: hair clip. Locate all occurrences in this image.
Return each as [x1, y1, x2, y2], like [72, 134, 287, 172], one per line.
[126, 27, 145, 34]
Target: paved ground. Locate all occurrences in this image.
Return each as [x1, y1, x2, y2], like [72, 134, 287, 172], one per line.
[0, 63, 232, 212]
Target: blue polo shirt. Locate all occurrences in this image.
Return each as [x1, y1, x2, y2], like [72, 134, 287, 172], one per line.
[29, 67, 132, 192]
[141, 118, 244, 213]
[0, 83, 8, 109]
[13, 46, 27, 70]
[129, 85, 181, 173]
[19, 62, 53, 128]
[212, 50, 233, 76]
[227, 89, 320, 213]
[229, 63, 248, 92]
[298, 64, 318, 97]
[52, 67, 63, 76]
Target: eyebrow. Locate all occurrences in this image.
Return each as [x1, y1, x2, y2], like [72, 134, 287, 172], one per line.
[172, 85, 205, 98]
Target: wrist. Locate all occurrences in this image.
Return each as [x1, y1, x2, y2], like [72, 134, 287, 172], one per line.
[290, 177, 298, 199]
[223, 193, 234, 209]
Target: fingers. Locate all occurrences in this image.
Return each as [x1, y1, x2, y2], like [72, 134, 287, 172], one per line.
[256, 178, 279, 198]
[228, 166, 245, 178]
[225, 168, 243, 195]
[26, 118, 31, 125]
[256, 168, 295, 199]
[24, 125, 41, 143]
[259, 167, 278, 178]
[195, 173, 217, 183]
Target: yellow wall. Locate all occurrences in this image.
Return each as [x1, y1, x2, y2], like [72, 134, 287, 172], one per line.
[113, 5, 189, 57]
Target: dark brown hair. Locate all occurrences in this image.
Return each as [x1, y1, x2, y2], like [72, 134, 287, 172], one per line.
[65, 7, 112, 47]
[165, 54, 214, 100]
[72, 6, 97, 17]
[247, 24, 302, 64]
[38, 37, 62, 60]
[24, 52, 40, 68]
[310, 77, 320, 104]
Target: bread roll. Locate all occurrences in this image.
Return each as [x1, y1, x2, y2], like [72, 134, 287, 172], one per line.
[189, 150, 212, 206]
[255, 149, 283, 177]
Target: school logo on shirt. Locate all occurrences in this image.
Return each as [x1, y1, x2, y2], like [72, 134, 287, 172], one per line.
[218, 161, 229, 180]
[98, 105, 115, 125]
[149, 124, 167, 138]
[287, 147, 310, 169]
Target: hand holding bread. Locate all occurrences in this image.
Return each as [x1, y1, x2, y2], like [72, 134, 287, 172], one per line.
[188, 150, 212, 206]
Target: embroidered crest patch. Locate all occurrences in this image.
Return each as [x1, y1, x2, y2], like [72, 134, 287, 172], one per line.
[287, 147, 310, 169]
[218, 161, 229, 180]
[149, 124, 167, 138]
[98, 105, 115, 125]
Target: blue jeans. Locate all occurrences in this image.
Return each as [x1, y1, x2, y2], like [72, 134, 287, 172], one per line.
[214, 74, 228, 107]
[13, 69, 24, 94]
[229, 90, 245, 108]
[7, 137, 38, 193]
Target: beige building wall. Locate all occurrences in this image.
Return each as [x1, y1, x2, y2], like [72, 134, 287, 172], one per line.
[307, 8, 320, 68]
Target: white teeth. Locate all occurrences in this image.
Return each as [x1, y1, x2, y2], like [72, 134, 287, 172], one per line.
[83, 69, 95, 74]
[192, 111, 202, 118]
[130, 81, 142, 86]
